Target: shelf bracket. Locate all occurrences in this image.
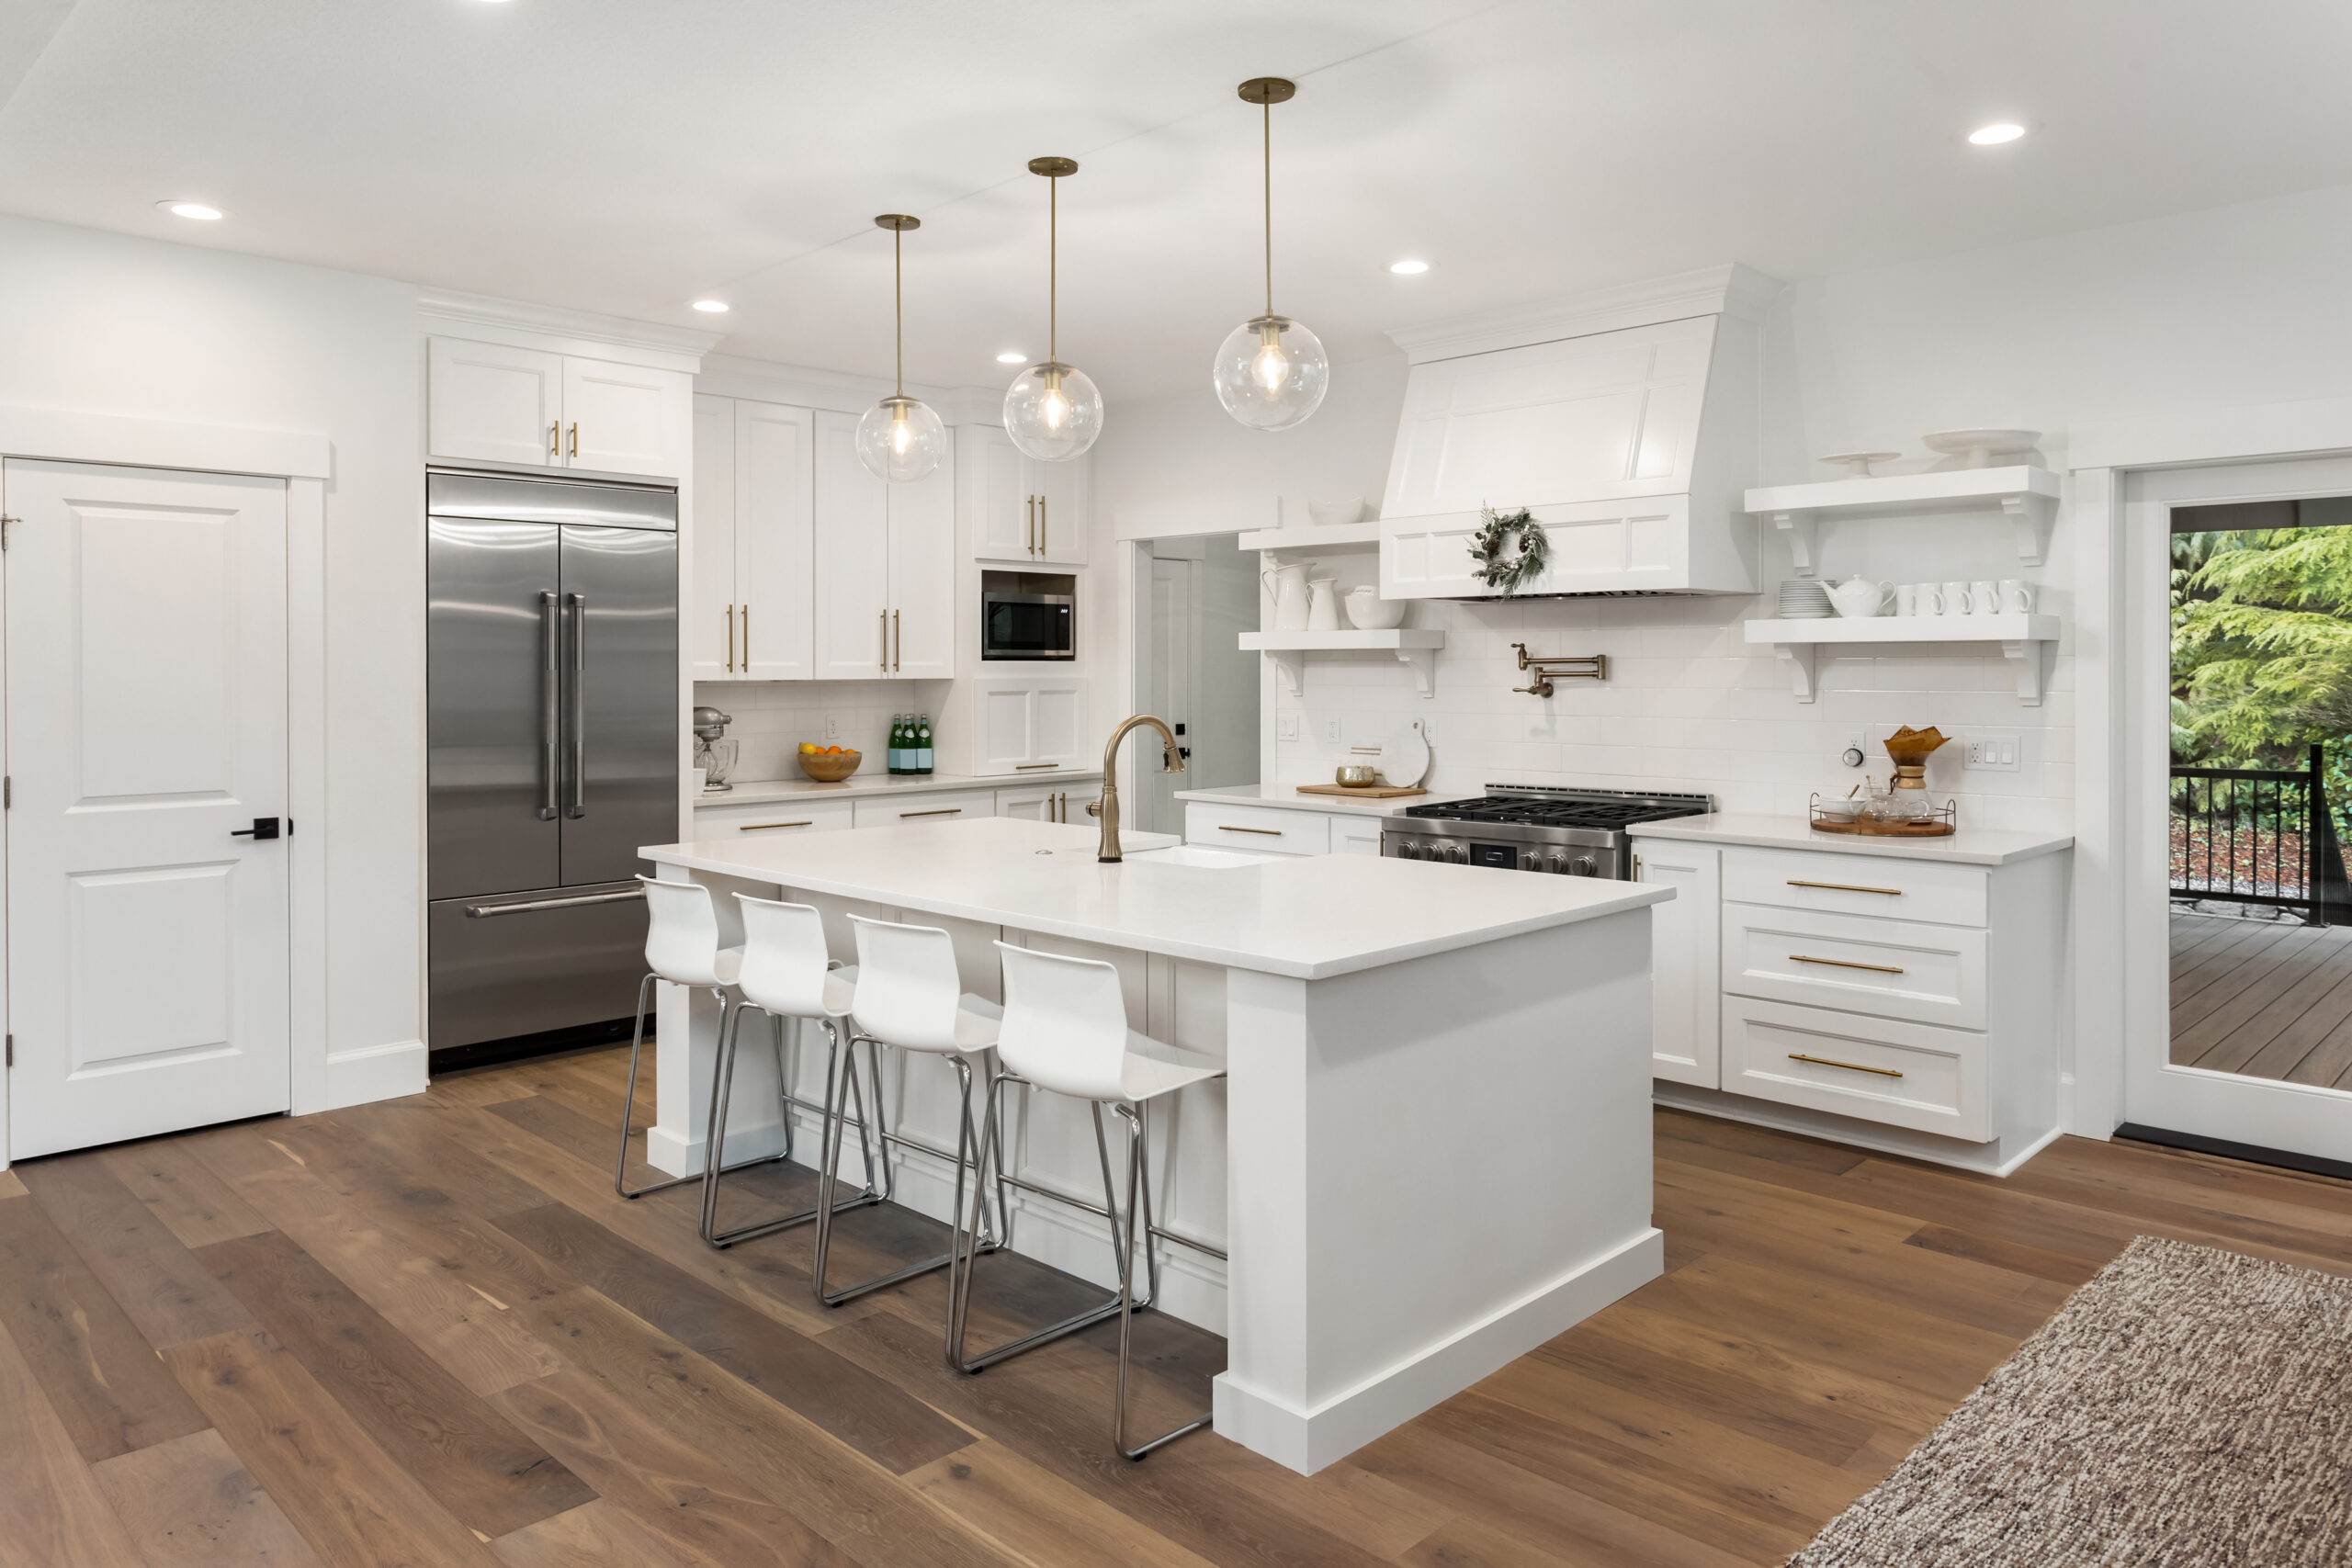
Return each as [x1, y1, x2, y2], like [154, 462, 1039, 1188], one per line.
[2002, 637, 2050, 706]
[1396, 645, 1437, 698]
[2001, 490, 2059, 567]
[1770, 512, 1818, 577]
[1773, 641, 1820, 704]
[1269, 649, 1306, 699]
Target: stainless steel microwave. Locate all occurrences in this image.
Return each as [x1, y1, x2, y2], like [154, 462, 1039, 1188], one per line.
[981, 571, 1076, 660]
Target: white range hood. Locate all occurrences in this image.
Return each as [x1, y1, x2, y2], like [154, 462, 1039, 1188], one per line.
[1377, 263, 1780, 599]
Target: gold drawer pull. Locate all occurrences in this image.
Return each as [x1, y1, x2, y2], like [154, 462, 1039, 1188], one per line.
[1790, 953, 1905, 975]
[1015, 762, 1061, 771]
[741, 818, 815, 831]
[900, 807, 963, 818]
[1788, 878, 1903, 896]
[1788, 1052, 1904, 1078]
[1217, 824, 1284, 836]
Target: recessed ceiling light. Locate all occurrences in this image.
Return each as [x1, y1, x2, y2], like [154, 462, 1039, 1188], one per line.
[1967, 122, 2026, 146]
[691, 299, 729, 313]
[995, 351, 1026, 364]
[158, 200, 223, 220]
[1388, 259, 1430, 275]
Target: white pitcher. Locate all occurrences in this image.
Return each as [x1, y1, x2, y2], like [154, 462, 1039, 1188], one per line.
[1263, 559, 1315, 630]
[1306, 577, 1341, 630]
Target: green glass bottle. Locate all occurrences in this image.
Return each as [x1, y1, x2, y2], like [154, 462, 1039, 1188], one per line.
[888, 714, 905, 774]
[916, 714, 933, 775]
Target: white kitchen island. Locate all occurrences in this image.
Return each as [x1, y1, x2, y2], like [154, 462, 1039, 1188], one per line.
[640, 816, 1668, 1473]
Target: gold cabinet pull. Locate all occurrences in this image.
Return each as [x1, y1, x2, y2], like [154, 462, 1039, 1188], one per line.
[741, 818, 815, 831]
[1038, 494, 1047, 554]
[1790, 953, 1906, 975]
[1787, 1052, 1904, 1078]
[568, 422, 580, 457]
[1217, 824, 1283, 836]
[880, 609, 888, 670]
[548, 422, 560, 457]
[741, 604, 750, 668]
[893, 609, 901, 671]
[1027, 494, 1036, 555]
[1014, 761, 1060, 771]
[726, 604, 735, 671]
[1787, 878, 1904, 896]
[900, 807, 963, 818]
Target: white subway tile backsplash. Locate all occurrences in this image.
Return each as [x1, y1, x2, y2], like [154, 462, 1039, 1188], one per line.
[694, 679, 953, 783]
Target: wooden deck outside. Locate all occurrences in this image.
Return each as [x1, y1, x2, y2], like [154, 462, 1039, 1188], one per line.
[2171, 908, 2352, 1089]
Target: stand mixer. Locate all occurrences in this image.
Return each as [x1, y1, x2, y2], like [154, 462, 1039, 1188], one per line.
[692, 705, 738, 793]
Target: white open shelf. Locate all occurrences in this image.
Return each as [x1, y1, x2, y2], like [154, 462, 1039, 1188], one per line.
[1745, 613, 2061, 705]
[1240, 627, 1446, 698]
[1238, 520, 1381, 551]
[1745, 465, 2062, 577]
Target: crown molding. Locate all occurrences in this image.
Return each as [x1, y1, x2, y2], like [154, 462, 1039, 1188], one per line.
[418, 289, 721, 373]
[1384, 262, 1785, 365]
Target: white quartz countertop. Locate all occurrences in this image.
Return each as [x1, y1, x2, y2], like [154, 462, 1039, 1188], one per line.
[697, 770, 1101, 808]
[1628, 812, 2074, 867]
[644, 816, 1669, 979]
[1172, 783, 1473, 818]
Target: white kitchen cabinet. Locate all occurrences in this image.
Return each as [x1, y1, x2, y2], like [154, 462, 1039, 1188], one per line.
[965, 423, 1088, 564]
[1637, 840, 1720, 1088]
[691, 796, 855, 838]
[851, 788, 996, 829]
[427, 335, 690, 479]
[995, 782, 1081, 823]
[1330, 817, 1385, 857]
[1183, 802, 1328, 856]
[694, 396, 816, 681]
[972, 674, 1089, 775]
[428, 338, 564, 467]
[812, 410, 956, 679]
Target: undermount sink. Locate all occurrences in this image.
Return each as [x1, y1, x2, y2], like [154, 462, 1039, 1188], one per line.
[1122, 843, 1277, 869]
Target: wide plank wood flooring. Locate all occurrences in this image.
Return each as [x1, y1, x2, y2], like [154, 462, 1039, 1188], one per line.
[4, 1046, 2348, 1567]
[2171, 908, 2352, 1088]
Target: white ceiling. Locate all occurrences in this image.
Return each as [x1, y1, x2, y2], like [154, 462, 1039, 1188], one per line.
[6, 1, 2352, 399]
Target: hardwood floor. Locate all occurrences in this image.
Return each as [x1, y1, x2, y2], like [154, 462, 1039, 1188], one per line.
[3, 1047, 2347, 1568]
[2171, 908, 2352, 1088]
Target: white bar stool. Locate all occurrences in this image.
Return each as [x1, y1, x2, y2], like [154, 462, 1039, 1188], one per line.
[698, 894, 886, 1248]
[948, 940, 1227, 1461]
[615, 875, 789, 1201]
[811, 913, 1007, 1309]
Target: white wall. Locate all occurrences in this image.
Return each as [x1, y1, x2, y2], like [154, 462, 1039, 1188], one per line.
[693, 677, 952, 782]
[0, 215, 424, 1070]
[1091, 179, 2352, 836]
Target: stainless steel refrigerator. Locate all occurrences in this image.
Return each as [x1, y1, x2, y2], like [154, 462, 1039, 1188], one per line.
[427, 471, 677, 1069]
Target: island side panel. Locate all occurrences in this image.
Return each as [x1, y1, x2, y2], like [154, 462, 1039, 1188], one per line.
[1215, 908, 1663, 1474]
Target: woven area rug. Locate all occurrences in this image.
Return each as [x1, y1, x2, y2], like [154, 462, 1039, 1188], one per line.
[1788, 1235, 2352, 1567]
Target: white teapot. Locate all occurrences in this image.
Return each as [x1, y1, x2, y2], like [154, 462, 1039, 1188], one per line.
[1826, 575, 1893, 618]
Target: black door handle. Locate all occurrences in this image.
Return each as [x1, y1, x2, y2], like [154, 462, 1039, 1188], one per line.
[231, 818, 281, 840]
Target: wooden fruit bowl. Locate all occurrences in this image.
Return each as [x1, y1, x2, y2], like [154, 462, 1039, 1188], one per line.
[797, 750, 863, 783]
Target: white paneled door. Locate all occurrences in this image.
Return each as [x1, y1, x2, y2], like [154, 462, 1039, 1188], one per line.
[5, 461, 291, 1158]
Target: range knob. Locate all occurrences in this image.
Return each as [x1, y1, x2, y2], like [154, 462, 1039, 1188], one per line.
[1570, 856, 1599, 877]
[1445, 842, 1470, 865]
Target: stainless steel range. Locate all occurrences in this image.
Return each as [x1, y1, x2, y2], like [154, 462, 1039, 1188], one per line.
[1385, 785, 1713, 878]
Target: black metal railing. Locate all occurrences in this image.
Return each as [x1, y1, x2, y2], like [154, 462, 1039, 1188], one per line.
[2169, 745, 2330, 922]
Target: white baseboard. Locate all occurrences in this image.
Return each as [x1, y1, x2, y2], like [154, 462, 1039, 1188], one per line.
[1213, 1226, 1663, 1475]
[322, 1038, 427, 1110]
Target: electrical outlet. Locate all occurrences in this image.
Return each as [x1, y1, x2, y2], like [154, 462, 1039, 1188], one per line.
[1277, 713, 1300, 741]
[825, 714, 842, 740]
[1324, 717, 1343, 744]
[1963, 732, 2021, 771]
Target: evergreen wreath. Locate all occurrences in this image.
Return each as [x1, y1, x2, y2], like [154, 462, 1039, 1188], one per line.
[1469, 507, 1550, 595]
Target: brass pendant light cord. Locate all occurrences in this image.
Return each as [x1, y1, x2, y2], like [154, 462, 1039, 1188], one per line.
[893, 226, 904, 397]
[1262, 98, 1272, 319]
[1048, 173, 1058, 365]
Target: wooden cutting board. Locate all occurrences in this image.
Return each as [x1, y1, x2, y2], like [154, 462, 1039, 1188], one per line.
[1294, 784, 1428, 799]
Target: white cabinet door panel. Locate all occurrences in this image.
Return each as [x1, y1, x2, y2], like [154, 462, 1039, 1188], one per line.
[852, 789, 998, 829]
[428, 337, 563, 467]
[1722, 996, 1991, 1143]
[1330, 817, 1385, 857]
[1037, 453, 1089, 563]
[1638, 841, 1720, 1088]
[812, 411, 889, 679]
[970, 676, 1089, 774]
[1028, 676, 1087, 766]
[692, 797, 855, 837]
[887, 442, 957, 678]
[563, 358, 686, 479]
[691, 395, 737, 680]
[967, 426, 1031, 559]
[1722, 903, 1986, 1031]
[5, 461, 291, 1158]
[736, 400, 815, 681]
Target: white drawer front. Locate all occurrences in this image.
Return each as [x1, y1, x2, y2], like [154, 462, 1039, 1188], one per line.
[1721, 846, 1987, 928]
[852, 789, 998, 829]
[1723, 903, 1984, 1029]
[1723, 996, 1990, 1142]
[1184, 802, 1327, 856]
[693, 797, 856, 838]
[1330, 818, 1385, 857]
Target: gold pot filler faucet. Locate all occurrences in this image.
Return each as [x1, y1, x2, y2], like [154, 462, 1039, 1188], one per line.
[1088, 714, 1186, 863]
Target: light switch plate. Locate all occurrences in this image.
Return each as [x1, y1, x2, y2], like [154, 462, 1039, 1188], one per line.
[1963, 732, 2020, 771]
[1277, 713, 1299, 741]
[1324, 717, 1343, 743]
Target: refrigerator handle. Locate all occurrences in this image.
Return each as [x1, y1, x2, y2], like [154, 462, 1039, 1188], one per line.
[537, 592, 560, 820]
[566, 591, 587, 818]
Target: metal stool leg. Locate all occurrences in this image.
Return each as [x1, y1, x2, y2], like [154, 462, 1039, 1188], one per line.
[1112, 1100, 1211, 1461]
[616, 973, 701, 1200]
[813, 1036, 983, 1308]
[703, 1014, 881, 1249]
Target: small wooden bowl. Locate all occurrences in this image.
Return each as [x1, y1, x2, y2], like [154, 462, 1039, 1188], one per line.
[797, 750, 863, 783]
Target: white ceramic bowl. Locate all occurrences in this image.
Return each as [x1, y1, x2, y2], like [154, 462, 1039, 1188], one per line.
[1344, 591, 1408, 630]
[1308, 496, 1368, 527]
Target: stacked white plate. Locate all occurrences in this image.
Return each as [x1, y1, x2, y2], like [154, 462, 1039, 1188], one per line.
[1777, 579, 1835, 618]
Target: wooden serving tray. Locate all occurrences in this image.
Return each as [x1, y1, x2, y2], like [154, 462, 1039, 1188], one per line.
[1295, 784, 1428, 799]
[1811, 818, 1956, 837]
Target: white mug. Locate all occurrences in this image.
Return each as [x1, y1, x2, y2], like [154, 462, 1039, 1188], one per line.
[1971, 579, 2000, 615]
[1940, 580, 1974, 615]
[2000, 578, 2035, 613]
[1894, 583, 1922, 615]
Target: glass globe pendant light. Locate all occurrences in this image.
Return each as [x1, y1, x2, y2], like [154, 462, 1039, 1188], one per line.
[1213, 76, 1329, 432]
[1002, 157, 1103, 462]
[855, 214, 947, 483]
